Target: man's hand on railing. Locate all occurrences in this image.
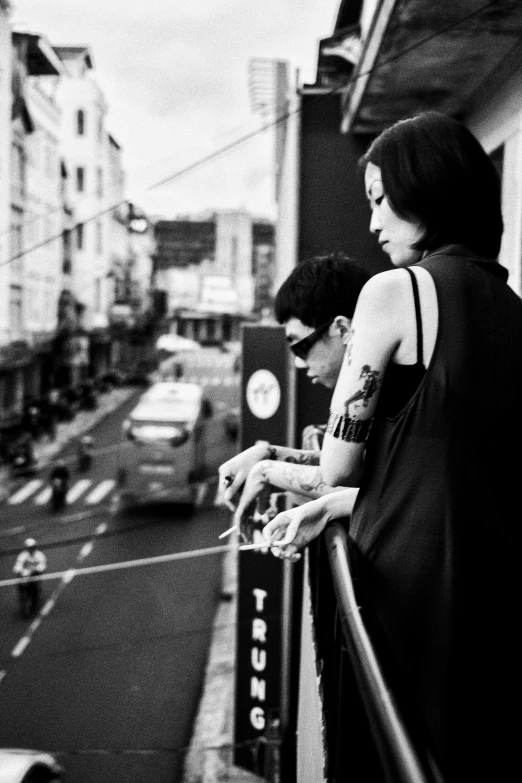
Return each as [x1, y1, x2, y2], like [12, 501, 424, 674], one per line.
[218, 443, 272, 510]
[263, 488, 360, 562]
[233, 461, 273, 537]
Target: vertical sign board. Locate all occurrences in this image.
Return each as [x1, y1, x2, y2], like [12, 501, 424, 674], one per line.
[234, 324, 288, 774]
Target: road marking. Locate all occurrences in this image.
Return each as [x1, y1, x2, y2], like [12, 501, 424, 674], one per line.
[8, 479, 43, 504]
[96, 522, 108, 535]
[66, 479, 92, 503]
[0, 525, 26, 538]
[79, 542, 93, 559]
[12, 636, 30, 658]
[41, 599, 55, 616]
[0, 671, 5, 685]
[85, 479, 115, 504]
[60, 508, 103, 524]
[34, 486, 52, 505]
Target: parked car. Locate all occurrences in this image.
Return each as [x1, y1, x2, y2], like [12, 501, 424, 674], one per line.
[0, 748, 63, 782]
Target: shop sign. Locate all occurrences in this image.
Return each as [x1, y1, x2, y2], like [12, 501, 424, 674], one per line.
[235, 324, 288, 774]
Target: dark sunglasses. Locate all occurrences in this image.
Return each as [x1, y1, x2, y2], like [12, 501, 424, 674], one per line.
[289, 320, 334, 361]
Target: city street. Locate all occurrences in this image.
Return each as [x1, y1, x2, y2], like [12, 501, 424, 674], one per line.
[0, 349, 239, 783]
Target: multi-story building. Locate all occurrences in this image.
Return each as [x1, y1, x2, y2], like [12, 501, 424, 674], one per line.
[0, 1, 12, 349]
[0, 23, 65, 434]
[153, 211, 274, 344]
[52, 44, 122, 376]
[17, 32, 66, 400]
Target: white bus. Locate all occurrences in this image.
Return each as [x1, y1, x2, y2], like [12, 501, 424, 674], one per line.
[116, 381, 223, 508]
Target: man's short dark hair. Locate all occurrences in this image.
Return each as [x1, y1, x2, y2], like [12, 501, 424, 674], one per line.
[274, 253, 371, 328]
[360, 112, 503, 259]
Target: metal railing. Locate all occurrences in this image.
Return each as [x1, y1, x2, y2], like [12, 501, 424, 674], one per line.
[320, 523, 444, 783]
[295, 424, 444, 783]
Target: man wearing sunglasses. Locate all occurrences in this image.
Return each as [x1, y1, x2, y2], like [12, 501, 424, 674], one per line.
[218, 253, 371, 530]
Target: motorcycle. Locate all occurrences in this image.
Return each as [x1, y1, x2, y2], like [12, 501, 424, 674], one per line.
[77, 436, 94, 471]
[17, 574, 42, 618]
[9, 436, 38, 477]
[51, 476, 68, 511]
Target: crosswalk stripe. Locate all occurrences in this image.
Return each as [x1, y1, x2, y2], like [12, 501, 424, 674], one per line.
[34, 486, 52, 505]
[66, 479, 92, 504]
[85, 479, 115, 505]
[8, 479, 43, 505]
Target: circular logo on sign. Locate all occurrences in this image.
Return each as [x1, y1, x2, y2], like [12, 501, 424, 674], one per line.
[246, 370, 281, 420]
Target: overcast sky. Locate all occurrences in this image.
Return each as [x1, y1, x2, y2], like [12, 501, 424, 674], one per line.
[12, 0, 340, 220]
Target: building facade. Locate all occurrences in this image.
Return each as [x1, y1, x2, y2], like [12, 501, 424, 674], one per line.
[0, 2, 11, 348]
[53, 46, 112, 334]
[0, 25, 65, 433]
[153, 211, 274, 344]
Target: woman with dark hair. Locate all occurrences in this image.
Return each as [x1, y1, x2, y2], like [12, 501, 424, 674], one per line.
[265, 112, 521, 780]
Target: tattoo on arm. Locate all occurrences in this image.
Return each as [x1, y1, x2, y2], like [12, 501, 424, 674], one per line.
[283, 452, 320, 466]
[343, 365, 381, 416]
[281, 464, 329, 496]
[345, 327, 355, 366]
[261, 461, 330, 497]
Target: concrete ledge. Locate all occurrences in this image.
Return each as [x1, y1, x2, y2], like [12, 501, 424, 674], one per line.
[182, 538, 265, 783]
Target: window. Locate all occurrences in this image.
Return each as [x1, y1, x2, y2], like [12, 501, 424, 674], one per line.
[76, 222, 84, 250]
[76, 166, 85, 192]
[95, 220, 103, 254]
[231, 236, 238, 278]
[63, 229, 72, 274]
[10, 206, 23, 278]
[96, 166, 103, 197]
[94, 277, 102, 312]
[11, 141, 26, 201]
[77, 109, 85, 136]
[9, 285, 23, 332]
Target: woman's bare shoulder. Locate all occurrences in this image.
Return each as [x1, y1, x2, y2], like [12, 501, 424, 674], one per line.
[358, 268, 413, 316]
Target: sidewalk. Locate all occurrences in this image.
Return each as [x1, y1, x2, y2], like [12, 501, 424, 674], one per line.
[182, 533, 264, 783]
[32, 386, 137, 468]
[0, 386, 137, 501]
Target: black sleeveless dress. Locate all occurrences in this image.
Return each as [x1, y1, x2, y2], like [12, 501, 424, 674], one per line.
[349, 245, 522, 781]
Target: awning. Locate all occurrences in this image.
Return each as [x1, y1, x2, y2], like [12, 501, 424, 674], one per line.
[336, 0, 522, 134]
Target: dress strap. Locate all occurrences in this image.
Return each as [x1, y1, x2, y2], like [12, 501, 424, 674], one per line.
[404, 267, 424, 367]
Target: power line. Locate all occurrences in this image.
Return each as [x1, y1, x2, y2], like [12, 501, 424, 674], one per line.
[0, 540, 271, 588]
[0, 0, 501, 271]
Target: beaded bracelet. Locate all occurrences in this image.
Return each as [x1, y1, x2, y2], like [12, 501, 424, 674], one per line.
[326, 409, 374, 443]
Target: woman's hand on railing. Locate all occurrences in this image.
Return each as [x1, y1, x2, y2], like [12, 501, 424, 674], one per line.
[263, 488, 360, 561]
[263, 498, 330, 562]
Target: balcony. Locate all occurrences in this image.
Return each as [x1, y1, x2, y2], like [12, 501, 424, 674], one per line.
[234, 425, 444, 783]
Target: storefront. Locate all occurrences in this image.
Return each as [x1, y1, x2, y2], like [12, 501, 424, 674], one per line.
[0, 341, 31, 433]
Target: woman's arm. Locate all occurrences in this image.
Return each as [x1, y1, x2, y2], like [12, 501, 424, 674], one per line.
[321, 271, 405, 487]
[263, 488, 359, 561]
